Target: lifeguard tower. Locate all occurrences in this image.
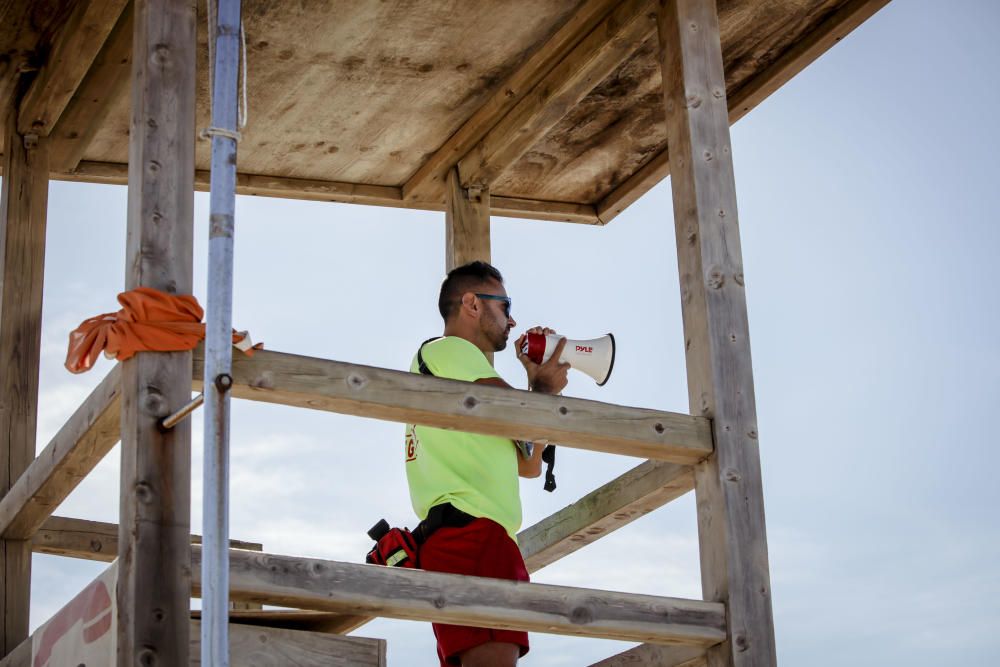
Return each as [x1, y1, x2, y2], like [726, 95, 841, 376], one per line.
[0, 1, 889, 665]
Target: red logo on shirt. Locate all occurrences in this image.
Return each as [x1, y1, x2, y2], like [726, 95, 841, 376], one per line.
[405, 427, 418, 462]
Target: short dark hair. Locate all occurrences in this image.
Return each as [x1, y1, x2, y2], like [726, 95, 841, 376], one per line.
[438, 261, 504, 321]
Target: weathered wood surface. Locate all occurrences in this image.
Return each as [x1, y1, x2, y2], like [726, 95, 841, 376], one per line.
[16, 0, 129, 136]
[192, 348, 713, 463]
[48, 160, 602, 224]
[590, 643, 705, 666]
[0, 617, 386, 667]
[445, 166, 491, 271]
[116, 0, 196, 664]
[190, 621, 386, 666]
[519, 460, 693, 572]
[32, 515, 262, 563]
[403, 0, 625, 201]
[660, 0, 776, 665]
[1, 104, 48, 658]
[1, 1, 883, 221]
[0, 2, 73, 126]
[194, 547, 727, 647]
[597, 0, 889, 223]
[48, 2, 134, 173]
[0, 368, 120, 540]
[456, 0, 656, 188]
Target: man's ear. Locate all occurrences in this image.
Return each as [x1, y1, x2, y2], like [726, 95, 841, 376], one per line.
[460, 292, 478, 317]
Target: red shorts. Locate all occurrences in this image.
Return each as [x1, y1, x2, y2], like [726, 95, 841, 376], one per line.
[419, 517, 530, 666]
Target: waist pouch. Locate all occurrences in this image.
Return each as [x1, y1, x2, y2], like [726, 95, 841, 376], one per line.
[365, 503, 476, 568]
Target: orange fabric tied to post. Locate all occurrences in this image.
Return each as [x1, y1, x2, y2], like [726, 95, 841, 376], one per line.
[65, 286, 261, 374]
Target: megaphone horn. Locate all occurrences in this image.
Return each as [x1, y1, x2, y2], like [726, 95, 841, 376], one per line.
[520, 333, 616, 386]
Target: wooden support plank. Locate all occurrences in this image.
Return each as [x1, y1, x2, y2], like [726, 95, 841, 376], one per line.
[195, 547, 727, 647]
[48, 161, 602, 224]
[16, 0, 129, 137]
[0, 103, 48, 658]
[192, 348, 713, 464]
[659, 0, 776, 665]
[0, 617, 385, 667]
[117, 0, 197, 664]
[0, 3, 68, 119]
[402, 0, 624, 201]
[590, 643, 705, 666]
[189, 621, 387, 667]
[48, 2, 134, 173]
[597, 0, 889, 224]
[518, 460, 693, 572]
[456, 0, 656, 188]
[445, 166, 491, 271]
[0, 368, 120, 540]
[32, 515, 262, 563]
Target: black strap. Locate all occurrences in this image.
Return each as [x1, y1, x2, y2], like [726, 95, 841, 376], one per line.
[542, 445, 556, 492]
[416, 337, 443, 376]
[412, 503, 476, 544]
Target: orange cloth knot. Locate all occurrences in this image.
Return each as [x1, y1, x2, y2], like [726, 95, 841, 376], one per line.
[65, 287, 260, 374]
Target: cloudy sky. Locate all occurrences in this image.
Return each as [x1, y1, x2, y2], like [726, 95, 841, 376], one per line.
[20, 0, 999, 665]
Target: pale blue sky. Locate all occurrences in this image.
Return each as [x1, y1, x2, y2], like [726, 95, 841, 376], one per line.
[18, 1, 1000, 665]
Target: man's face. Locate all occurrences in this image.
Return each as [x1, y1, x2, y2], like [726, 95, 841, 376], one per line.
[475, 280, 516, 352]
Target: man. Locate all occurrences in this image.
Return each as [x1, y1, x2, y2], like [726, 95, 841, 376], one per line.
[405, 261, 569, 666]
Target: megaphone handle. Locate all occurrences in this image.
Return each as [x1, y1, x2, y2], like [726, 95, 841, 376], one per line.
[542, 445, 556, 492]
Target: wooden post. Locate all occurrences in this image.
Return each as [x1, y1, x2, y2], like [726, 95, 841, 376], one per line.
[117, 0, 196, 665]
[658, 1, 777, 666]
[445, 166, 491, 271]
[0, 107, 49, 659]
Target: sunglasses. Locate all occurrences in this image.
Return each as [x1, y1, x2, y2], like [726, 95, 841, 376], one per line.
[474, 293, 512, 318]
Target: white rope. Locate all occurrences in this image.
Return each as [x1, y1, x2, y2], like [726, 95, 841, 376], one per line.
[202, 0, 248, 140]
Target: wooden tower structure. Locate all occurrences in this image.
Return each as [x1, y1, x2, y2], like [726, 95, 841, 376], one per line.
[0, 1, 889, 665]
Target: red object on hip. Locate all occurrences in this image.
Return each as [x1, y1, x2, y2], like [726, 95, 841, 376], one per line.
[419, 518, 530, 666]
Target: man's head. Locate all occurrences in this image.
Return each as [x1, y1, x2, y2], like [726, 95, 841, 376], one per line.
[438, 261, 516, 352]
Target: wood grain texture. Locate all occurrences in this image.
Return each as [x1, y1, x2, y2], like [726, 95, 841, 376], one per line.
[33, 515, 262, 564]
[116, 0, 196, 664]
[195, 547, 727, 647]
[597, 0, 888, 224]
[659, 0, 776, 664]
[590, 643, 705, 666]
[192, 347, 713, 464]
[0, 367, 120, 539]
[189, 621, 386, 666]
[403, 0, 623, 201]
[445, 166, 490, 271]
[519, 460, 694, 572]
[16, 0, 129, 136]
[456, 0, 656, 188]
[49, 160, 602, 224]
[47, 1, 134, 172]
[190, 610, 369, 636]
[0, 105, 48, 658]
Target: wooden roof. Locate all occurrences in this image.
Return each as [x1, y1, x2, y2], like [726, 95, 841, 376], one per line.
[0, 0, 888, 223]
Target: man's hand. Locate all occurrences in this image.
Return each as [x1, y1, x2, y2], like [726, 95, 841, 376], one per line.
[515, 326, 570, 395]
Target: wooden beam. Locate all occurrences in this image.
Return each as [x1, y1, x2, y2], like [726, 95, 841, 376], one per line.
[518, 460, 693, 572]
[48, 161, 602, 224]
[456, 0, 656, 188]
[16, 0, 129, 137]
[402, 0, 624, 201]
[48, 2, 134, 173]
[0, 368, 121, 540]
[0, 616, 386, 667]
[32, 515, 262, 563]
[597, 0, 889, 224]
[189, 621, 386, 667]
[116, 0, 197, 664]
[445, 166, 491, 271]
[0, 3, 68, 119]
[590, 643, 705, 666]
[659, 0, 776, 665]
[192, 348, 713, 464]
[0, 103, 49, 658]
[199, 547, 727, 647]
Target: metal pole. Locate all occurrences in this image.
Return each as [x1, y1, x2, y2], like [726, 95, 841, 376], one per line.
[203, 0, 241, 665]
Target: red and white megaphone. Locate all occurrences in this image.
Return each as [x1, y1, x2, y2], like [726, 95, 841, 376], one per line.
[520, 333, 616, 386]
